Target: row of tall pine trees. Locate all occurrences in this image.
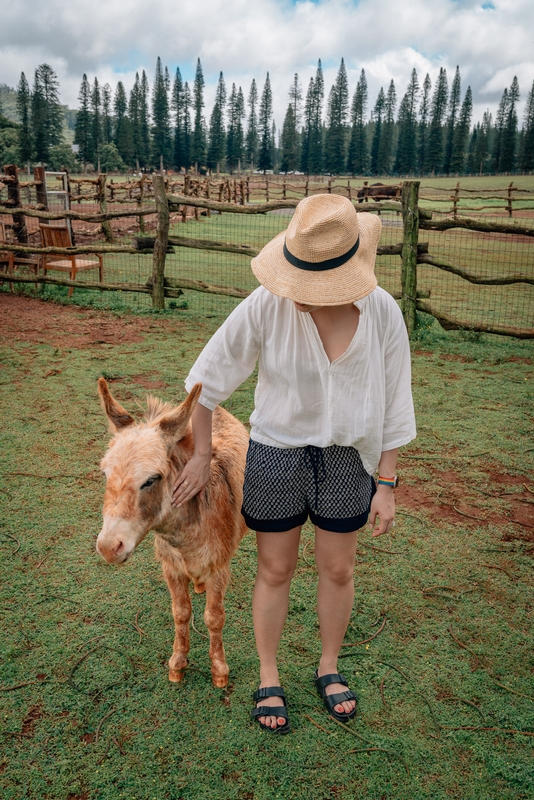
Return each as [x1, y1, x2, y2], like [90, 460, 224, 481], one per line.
[3, 58, 534, 176]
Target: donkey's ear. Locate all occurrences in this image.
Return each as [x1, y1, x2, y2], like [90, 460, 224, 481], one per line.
[158, 383, 202, 441]
[98, 377, 135, 432]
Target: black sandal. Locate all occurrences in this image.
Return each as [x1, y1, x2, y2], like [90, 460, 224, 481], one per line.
[251, 686, 290, 734]
[314, 671, 358, 722]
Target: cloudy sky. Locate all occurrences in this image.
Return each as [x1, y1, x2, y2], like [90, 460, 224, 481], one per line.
[1, 0, 533, 127]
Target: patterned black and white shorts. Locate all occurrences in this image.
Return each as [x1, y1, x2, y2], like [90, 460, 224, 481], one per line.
[242, 440, 376, 533]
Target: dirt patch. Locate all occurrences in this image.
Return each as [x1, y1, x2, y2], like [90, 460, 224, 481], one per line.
[413, 350, 473, 363]
[131, 374, 169, 390]
[399, 462, 534, 540]
[0, 293, 180, 349]
[21, 705, 44, 737]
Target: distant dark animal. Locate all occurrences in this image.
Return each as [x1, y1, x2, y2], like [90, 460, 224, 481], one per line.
[356, 183, 401, 202]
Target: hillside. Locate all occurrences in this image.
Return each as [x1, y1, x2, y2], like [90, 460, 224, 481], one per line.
[0, 83, 76, 143]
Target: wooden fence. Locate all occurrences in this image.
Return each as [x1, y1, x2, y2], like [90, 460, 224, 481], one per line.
[1, 169, 533, 338]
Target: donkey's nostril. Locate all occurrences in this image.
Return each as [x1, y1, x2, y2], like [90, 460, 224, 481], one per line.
[113, 540, 124, 556]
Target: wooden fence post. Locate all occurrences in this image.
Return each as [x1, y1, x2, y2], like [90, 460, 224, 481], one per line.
[452, 181, 460, 216]
[507, 182, 514, 218]
[151, 175, 169, 310]
[98, 174, 114, 242]
[138, 174, 146, 232]
[401, 180, 420, 336]
[34, 166, 48, 214]
[5, 165, 28, 244]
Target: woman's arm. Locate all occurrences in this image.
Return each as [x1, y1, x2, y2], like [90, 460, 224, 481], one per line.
[368, 447, 398, 537]
[171, 402, 213, 507]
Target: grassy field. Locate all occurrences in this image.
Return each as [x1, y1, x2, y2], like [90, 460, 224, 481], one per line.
[1, 293, 533, 800]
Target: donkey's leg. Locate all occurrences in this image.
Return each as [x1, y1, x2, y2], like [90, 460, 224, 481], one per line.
[204, 567, 230, 688]
[162, 565, 192, 683]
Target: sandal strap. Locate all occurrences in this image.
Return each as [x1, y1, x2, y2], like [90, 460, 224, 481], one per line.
[251, 706, 289, 721]
[324, 689, 358, 707]
[253, 685, 286, 703]
[314, 672, 348, 695]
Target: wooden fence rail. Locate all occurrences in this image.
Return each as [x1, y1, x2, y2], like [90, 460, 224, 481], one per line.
[2, 173, 532, 337]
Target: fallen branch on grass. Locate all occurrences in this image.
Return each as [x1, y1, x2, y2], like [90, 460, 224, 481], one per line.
[359, 542, 404, 555]
[341, 616, 387, 647]
[478, 563, 517, 583]
[448, 624, 480, 670]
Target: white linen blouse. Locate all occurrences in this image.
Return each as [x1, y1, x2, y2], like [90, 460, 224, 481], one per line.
[185, 285, 416, 475]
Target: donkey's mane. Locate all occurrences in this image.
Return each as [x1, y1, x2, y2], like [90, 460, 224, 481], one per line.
[144, 395, 176, 425]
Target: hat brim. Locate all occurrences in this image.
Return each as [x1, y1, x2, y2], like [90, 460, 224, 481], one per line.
[251, 211, 382, 306]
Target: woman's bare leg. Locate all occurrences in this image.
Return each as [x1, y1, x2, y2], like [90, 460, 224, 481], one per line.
[252, 526, 301, 729]
[314, 526, 359, 715]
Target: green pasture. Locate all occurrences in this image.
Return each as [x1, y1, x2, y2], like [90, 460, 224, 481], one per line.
[1, 300, 533, 800]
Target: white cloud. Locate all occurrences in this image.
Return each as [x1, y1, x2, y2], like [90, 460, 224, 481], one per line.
[0, 0, 532, 125]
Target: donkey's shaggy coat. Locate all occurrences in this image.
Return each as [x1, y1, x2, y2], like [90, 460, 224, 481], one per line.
[96, 378, 248, 687]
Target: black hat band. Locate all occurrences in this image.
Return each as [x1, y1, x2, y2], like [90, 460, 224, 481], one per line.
[283, 236, 360, 272]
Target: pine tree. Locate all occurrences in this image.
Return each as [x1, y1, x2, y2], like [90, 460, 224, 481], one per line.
[443, 66, 461, 174]
[520, 80, 534, 172]
[308, 60, 324, 175]
[271, 119, 277, 169]
[114, 81, 133, 165]
[31, 64, 64, 163]
[257, 73, 273, 172]
[182, 81, 192, 169]
[417, 74, 431, 174]
[300, 77, 314, 174]
[226, 83, 244, 173]
[466, 123, 479, 175]
[280, 105, 299, 172]
[191, 58, 206, 169]
[172, 68, 185, 170]
[129, 74, 142, 169]
[492, 89, 508, 172]
[378, 79, 396, 175]
[91, 78, 102, 169]
[246, 79, 258, 170]
[139, 71, 151, 168]
[16, 72, 33, 165]
[325, 58, 349, 174]
[347, 69, 369, 175]
[425, 67, 448, 174]
[472, 111, 492, 174]
[74, 74, 92, 169]
[370, 88, 385, 175]
[450, 86, 472, 174]
[207, 72, 227, 173]
[289, 73, 302, 129]
[102, 83, 113, 145]
[500, 76, 520, 172]
[151, 57, 172, 168]
[394, 69, 419, 174]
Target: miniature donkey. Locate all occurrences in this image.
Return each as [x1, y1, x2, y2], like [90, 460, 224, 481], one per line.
[96, 378, 249, 687]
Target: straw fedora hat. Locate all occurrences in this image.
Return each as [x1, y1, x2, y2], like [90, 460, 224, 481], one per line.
[251, 193, 382, 306]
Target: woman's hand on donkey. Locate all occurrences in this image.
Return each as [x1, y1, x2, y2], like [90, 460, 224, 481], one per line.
[172, 452, 211, 507]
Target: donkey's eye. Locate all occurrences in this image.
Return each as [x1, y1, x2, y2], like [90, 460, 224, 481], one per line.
[140, 475, 161, 490]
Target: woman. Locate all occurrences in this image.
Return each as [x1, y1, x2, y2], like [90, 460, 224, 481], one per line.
[172, 194, 416, 734]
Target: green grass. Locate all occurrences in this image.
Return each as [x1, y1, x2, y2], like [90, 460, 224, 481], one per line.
[1, 301, 533, 800]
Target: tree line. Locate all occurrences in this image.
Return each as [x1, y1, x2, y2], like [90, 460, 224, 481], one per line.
[1, 59, 534, 176]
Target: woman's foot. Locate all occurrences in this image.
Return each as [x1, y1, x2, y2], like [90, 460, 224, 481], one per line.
[315, 667, 358, 721]
[251, 684, 290, 733]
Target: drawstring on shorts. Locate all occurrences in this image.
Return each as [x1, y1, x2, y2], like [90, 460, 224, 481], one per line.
[304, 445, 327, 513]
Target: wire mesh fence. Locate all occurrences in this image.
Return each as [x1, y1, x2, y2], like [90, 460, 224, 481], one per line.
[1, 171, 533, 336]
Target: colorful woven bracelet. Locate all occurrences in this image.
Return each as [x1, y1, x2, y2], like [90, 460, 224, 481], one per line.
[377, 475, 398, 488]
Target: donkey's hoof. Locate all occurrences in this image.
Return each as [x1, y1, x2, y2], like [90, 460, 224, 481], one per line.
[169, 668, 186, 683]
[193, 582, 206, 594]
[212, 672, 229, 688]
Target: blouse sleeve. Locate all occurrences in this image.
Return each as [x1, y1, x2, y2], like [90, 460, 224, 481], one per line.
[381, 301, 417, 452]
[184, 288, 262, 410]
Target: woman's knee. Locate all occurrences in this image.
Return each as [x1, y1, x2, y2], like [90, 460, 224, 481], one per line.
[318, 559, 355, 586]
[257, 556, 297, 587]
